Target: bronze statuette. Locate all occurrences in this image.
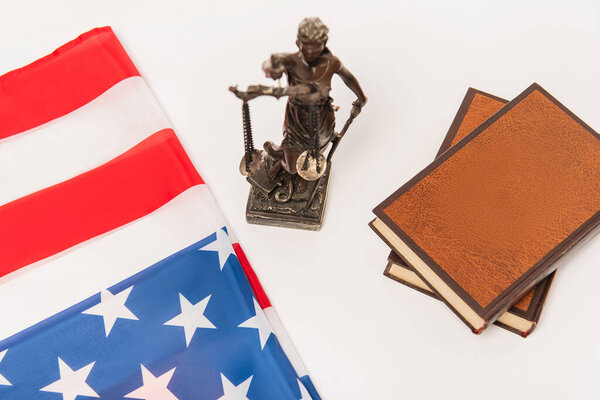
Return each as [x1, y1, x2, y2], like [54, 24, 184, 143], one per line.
[230, 17, 367, 230]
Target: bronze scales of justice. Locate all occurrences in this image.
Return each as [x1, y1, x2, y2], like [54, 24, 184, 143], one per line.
[229, 83, 359, 230]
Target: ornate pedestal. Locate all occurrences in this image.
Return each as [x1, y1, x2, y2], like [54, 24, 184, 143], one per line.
[246, 163, 331, 230]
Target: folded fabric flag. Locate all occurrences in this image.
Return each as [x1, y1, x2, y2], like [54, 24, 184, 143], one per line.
[0, 27, 319, 400]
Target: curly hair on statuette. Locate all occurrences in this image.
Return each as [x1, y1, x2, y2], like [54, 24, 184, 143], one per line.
[297, 17, 329, 43]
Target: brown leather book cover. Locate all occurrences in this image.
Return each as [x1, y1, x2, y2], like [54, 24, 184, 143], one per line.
[385, 88, 556, 336]
[371, 83, 600, 333]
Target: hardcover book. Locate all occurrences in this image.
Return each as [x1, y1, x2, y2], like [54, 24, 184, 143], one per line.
[371, 83, 600, 333]
[384, 88, 556, 336]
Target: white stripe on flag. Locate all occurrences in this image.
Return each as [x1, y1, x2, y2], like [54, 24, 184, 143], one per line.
[0, 185, 225, 342]
[264, 307, 309, 378]
[0, 77, 170, 206]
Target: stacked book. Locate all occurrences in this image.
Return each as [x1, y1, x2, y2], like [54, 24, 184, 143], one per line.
[370, 84, 600, 336]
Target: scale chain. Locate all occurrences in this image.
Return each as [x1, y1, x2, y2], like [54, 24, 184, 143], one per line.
[242, 101, 255, 173]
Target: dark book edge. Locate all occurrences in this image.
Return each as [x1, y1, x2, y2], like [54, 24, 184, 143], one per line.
[435, 87, 508, 158]
[372, 83, 600, 331]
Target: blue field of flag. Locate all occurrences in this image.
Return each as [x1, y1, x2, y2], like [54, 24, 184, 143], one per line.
[0, 228, 312, 400]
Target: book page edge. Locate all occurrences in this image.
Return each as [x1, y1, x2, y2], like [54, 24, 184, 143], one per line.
[387, 261, 534, 333]
[372, 217, 486, 331]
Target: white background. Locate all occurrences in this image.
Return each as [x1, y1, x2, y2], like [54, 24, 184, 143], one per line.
[2, 1, 600, 399]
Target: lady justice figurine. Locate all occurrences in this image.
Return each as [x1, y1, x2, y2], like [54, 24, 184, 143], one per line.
[230, 17, 367, 230]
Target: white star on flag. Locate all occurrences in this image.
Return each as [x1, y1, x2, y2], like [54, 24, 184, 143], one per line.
[164, 293, 216, 347]
[199, 228, 235, 270]
[0, 350, 11, 386]
[238, 298, 273, 350]
[125, 365, 178, 400]
[297, 379, 311, 400]
[82, 286, 139, 337]
[40, 358, 99, 400]
[218, 373, 253, 399]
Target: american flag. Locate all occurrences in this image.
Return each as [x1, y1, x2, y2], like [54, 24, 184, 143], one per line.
[0, 27, 319, 400]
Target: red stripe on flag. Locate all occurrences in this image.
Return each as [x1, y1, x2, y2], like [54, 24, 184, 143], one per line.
[0, 27, 139, 140]
[232, 243, 272, 309]
[0, 129, 203, 277]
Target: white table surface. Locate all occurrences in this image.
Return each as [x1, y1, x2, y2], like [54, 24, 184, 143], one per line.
[2, 1, 600, 399]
